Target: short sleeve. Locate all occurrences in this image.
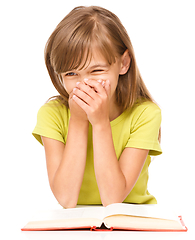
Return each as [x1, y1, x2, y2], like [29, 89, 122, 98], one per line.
[126, 103, 162, 156]
[32, 101, 68, 145]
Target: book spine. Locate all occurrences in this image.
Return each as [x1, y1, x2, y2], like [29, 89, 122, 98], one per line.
[90, 226, 113, 231]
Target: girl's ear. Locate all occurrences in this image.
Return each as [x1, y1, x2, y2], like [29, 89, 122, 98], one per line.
[119, 49, 131, 75]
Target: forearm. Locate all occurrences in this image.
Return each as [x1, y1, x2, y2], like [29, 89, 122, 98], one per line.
[52, 118, 89, 208]
[93, 122, 127, 206]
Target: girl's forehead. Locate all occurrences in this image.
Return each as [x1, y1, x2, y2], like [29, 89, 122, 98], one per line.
[70, 48, 115, 72]
[83, 50, 111, 68]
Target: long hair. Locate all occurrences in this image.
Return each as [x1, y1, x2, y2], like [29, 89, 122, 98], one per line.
[45, 6, 154, 108]
[44, 6, 161, 141]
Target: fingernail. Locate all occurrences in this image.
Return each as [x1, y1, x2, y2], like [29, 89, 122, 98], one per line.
[84, 78, 88, 82]
[97, 79, 102, 83]
[76, 82, 80, 86]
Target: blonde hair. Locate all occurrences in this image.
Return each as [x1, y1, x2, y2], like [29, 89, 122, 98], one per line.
[45, 6, 154, 110]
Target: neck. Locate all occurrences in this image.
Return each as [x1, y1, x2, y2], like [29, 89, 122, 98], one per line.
[109, 101, 123, 122]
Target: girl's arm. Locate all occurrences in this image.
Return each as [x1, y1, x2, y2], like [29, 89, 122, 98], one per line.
[92, 123, 148, 206]
[72, 79, 148, 206]
[42, 95, 89, 208]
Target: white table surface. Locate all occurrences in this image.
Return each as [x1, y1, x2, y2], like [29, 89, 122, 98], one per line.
[2, 206, 194, 240]
[4, 227, 194, 240]
[20, 230, 192, 240]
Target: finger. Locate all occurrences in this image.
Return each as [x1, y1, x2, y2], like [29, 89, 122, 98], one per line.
[74, 82, 97, 100]
[101, 80, 106, 88]
[69, 90, 74, 99]
[84, 78, 105, 89]
[72, 94, 89, 113]
[104, 80, 111, 96]
[84, 79, 106, 95]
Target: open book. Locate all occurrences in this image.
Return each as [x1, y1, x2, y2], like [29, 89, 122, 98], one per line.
[21, 203, 187, 232]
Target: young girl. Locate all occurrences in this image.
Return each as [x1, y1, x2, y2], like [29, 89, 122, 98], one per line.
[33, 6, 162, 208]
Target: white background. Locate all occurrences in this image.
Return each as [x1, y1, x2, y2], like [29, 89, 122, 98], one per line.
[1, 0, 194, 239]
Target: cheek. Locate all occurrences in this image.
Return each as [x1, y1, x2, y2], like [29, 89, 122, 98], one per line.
[110, 75, 119, 95]
[63, 80, 76, 94]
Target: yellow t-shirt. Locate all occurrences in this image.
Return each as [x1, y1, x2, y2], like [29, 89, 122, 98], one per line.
[32, 100, 162, 204]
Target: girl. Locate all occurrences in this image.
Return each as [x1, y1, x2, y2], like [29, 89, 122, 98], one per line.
[33, 6, 162, 208]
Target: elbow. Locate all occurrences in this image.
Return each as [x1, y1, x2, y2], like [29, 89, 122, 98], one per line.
[55, 193, 78, 208]
[101, 198, 123, 207]
[51, 185, 78, 209]
[101, 191, 126, 207]
[102, 201, 122, 207]
[58, 198, 77, 209]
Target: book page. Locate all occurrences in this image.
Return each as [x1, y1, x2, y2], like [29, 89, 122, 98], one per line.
[104, 203, 179, 222]
[30, 206, 106, 222]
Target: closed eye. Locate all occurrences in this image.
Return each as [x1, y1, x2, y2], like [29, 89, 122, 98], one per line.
[92, 69, 104, 73]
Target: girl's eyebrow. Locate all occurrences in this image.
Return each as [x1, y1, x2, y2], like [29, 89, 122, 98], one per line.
[87, 64, 109, 70]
